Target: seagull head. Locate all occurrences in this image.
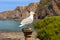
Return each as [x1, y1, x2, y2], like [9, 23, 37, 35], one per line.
[30, 11, 35, 15]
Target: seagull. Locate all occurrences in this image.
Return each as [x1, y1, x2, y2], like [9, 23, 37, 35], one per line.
[19, 11, 35, 27]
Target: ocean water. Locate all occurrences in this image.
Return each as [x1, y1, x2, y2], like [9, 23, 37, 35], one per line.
[0, 20, 33, 32]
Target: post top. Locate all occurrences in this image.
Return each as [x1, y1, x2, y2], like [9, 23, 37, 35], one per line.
[22, 28, 33, 32]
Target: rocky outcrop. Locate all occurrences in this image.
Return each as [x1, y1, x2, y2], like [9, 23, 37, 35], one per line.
[35, 0, 60, 20]
[0, 2, 39, 20]
[0, 0, 60, 20]
[0, 31, 36, 40]
[0, 6, 27, 20]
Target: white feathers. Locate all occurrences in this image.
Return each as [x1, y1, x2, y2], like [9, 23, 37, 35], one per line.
[19, 24, 24, 27]
[19, 11, 35, 27]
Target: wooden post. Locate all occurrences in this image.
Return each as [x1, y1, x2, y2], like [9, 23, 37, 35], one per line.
[22, 28, 33, 40]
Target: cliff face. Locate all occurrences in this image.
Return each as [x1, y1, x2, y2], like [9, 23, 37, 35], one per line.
[35, 0, 60, 20]
[0, 0, 60, 20]
[0, 2, 39, 20]
[0, 6, 26, 20]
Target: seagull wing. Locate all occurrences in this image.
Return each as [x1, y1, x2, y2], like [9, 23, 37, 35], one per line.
[21, 17, 33, 25]
[19, 17, 33, 27]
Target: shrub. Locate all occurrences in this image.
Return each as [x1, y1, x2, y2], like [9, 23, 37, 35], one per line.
[33, 16, 60, 40]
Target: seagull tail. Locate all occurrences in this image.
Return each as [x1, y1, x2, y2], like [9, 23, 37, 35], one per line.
[19, 24, 24, 27]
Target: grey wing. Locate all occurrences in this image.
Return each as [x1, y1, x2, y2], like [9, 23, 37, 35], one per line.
[21, 18, 33, 25]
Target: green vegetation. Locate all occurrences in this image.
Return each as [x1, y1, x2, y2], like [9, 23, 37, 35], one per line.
[33, 16, 60, 40]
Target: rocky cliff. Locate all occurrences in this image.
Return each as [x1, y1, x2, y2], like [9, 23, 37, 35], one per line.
[0, 0, 60, 20]
[35, 0, 60, 20]
[0, 2, 39, 20]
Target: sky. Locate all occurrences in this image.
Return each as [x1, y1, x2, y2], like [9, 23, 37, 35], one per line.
[0, 0, 40, 12]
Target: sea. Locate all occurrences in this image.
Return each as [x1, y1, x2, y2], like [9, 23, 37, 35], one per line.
[0, 20, 34, 32]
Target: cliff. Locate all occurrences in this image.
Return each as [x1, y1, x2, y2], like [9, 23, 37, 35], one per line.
[0, 2, 39, 20]
[35, 0, 60, 20]
[0, 0, 60, 20]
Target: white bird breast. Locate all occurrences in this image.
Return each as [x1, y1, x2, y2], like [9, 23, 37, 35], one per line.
[21, 17, 33, 25]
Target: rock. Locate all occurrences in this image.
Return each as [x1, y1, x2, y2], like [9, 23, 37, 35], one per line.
[35, 0, 60, 20]
[0, 0, 60, 20]
[0, 2, 39, 20]
[0, 31, 36, 40]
